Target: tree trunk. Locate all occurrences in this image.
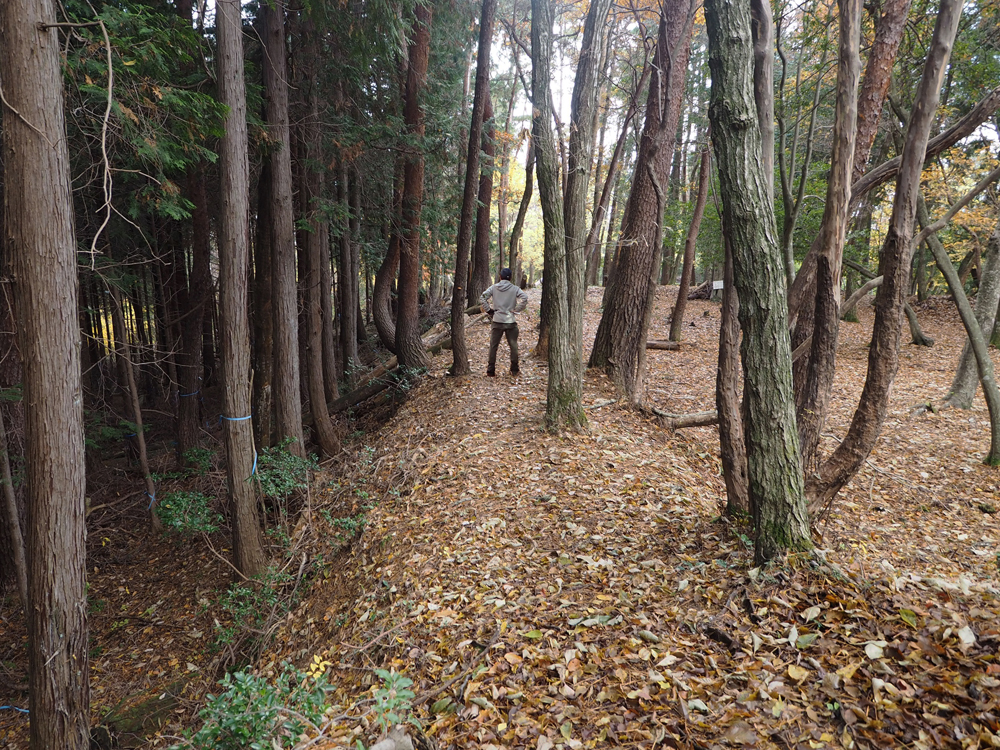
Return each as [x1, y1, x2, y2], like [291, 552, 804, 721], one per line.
[584, 59, 651, 289]
[669, 142, 711, 342]
[373, 156, 403, 353]
[396, 4, 432, 370]
[553, 0, 614, 419]
[218, 0, 267, 578]
[1, 3, 90, 744]
[805, 0, 963, 510]
[717, 235, 750, 517]
[253, 157, 275, 450]
[788, 83, 1000, 328]
[853, 0, 912, 183]
[337, 160, 360, 381]
[263, 0, 305, 457]
[451, 0, 497, 375]
[469, 91, 496, 304]
[918, 191, 1000, 464]
[796, 0, 861, 472]
[588, 7, 693, 399]
[320, 216, 340, 403]
[507, 140, 534, 284]
[177, 168, 209, 462]
[301, 18, 340, 459]
[706, 0, 810, 563]
[948, 217, 1000, 408]
[109, 285, 161, 533]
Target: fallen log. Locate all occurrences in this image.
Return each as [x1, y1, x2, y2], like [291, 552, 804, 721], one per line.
[687, 280, 712, 300]
[652, 408, 719, 430]
[327, 318, 478, 415]
[646, 340, 680, 351]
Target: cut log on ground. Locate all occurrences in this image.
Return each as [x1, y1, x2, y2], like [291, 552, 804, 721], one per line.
[646, 340, 680, 351]
[652, 408, 719, 430]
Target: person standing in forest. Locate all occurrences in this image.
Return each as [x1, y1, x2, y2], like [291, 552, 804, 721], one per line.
[480, 268, 529, 376]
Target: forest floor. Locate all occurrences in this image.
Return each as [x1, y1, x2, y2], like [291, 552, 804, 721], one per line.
[3, 286, 1000, 749]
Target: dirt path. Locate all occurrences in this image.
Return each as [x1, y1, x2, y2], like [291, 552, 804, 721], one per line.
[255, 288, 1000, 749]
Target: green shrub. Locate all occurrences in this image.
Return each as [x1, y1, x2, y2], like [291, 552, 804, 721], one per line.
[214, 566, 293, 650]
[255, 439, 318, 503]
[173, 663, 330, 750]
[155, 491, 221, 535]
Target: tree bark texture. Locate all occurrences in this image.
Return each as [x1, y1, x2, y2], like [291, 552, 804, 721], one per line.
[805, 0, 963, 510]
[301, 22, 340, 459]
[532, 0, 582, 429]
[373, 156, 404, 354]
[469, 91, 496, 305]
[948, 217, 1000, 408]
[177, 168, 210, 461]
[451, 0, 497, 375]
[218, 0, 267, 578]
[253, 158, 275, 450]
[338, 158, 360, 381]
[263, 1, 305, 456]
[1, 4, 90, 745]
[588, 7, 692, 399]
[796, 0, 861, 472]
[556, 0, 614, 416]
[396, 4, 432, 370]
[669, 143, 711, 342]
[853, 0, 912, 182]
[717, 236, 750, 517]
[705, 0, 810, 564]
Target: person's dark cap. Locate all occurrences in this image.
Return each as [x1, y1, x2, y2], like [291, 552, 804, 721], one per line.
[500, 268, 512, 280]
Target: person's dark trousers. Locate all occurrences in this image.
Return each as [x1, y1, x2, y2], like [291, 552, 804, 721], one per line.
[487, 322, 519, 375]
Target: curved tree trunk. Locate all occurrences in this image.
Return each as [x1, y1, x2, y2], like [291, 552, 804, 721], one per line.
[796, 0, 861, 472]
[588, 7, 693, 399]
[1, 4, 90, 743]
[669, 142, 711, 342]
[373, 157, 404, 353]
[450, 0, 496, 375]
[396, 4, 433, 370]
[918, 190, 1000, 464]
[706, 0, 810, 563]
[218, 0, 267, 578]
[947, 217, 1000, 408]
[805, 0, 963, 510]
[263, 0, 305, 456]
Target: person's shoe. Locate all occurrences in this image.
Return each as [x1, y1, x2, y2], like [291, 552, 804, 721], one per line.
[486, 369, 496, 377]
[510, 366, 520, 376]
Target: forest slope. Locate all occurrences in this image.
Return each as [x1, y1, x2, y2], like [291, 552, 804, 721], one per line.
[257, 287, 1000, 749]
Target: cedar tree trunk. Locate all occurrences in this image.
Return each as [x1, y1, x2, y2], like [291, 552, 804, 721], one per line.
[1, 3, 90, 745]
[217, 0, 267, 577]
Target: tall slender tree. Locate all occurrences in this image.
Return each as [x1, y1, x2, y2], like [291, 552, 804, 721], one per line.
[396, 3, 433, 369]
[451, 0, 498, 375]
[263, 0, 306, 456]
[705, 0, 811, 563]
[217, 0, 267, 578]
[588, 7, 693, 401]
[1, 2, 89, 745]
[804, 0, 963, 509]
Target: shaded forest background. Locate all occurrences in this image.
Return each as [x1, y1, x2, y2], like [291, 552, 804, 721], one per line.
[1, 0, 1000, 746]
